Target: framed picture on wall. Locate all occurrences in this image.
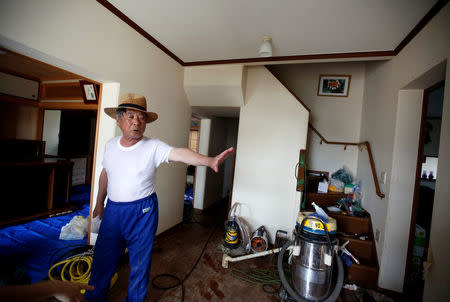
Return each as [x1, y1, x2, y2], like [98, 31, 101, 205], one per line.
[317, 75, 351, 97]
[79, 80, 98, 104]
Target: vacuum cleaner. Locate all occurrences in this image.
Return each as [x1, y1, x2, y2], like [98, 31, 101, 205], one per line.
[221, 207, 344, 301]
[277, 213, 344, 302]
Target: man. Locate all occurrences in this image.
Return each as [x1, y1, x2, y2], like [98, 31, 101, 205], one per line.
[85, 93, 234, 302]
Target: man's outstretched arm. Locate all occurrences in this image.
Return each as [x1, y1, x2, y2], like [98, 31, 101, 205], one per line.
[169, 147, 234, 172]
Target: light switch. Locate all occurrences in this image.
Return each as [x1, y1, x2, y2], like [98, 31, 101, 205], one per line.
[380, 171, 387, 184]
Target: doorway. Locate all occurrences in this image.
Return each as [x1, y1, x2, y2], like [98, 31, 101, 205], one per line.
[183, 116, 200, 222]
[187, 109, 240, 217]
[43, 109, 97, 187]
[404, 81, 444, 301]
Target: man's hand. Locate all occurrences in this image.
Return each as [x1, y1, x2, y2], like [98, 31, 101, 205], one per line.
[93, 168, 107, 219]
[210, 147, 234, 172]
[0, 280, 94, 302]
[49, 280, 94, 302]
[92, 201, 104, 219]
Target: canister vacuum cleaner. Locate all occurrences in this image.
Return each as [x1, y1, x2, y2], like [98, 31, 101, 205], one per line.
[220, 206, 344, 301]
[277, 212, 344, 302]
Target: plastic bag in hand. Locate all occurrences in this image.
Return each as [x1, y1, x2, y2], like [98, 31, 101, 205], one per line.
[91, 216, 102, 233]
[59, 215, 88, 240]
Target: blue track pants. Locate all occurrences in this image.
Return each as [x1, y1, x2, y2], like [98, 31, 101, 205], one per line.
[85, 193, 159, 302]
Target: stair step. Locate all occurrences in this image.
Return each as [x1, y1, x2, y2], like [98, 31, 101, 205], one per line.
[337, 236, 374, 263]
[344, 263, 378, 289]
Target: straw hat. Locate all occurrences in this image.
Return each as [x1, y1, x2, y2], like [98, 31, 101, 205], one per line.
[104, 93, 158, 123]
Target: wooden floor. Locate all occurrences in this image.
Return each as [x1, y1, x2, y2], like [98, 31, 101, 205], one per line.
[102, 200, 398, 302]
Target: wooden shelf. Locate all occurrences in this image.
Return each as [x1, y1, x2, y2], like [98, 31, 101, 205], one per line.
[338, 236, 375, 263]
[329, 212, 371, 235]
[0, 160, 73, 225]
[306, 192, 347, 207]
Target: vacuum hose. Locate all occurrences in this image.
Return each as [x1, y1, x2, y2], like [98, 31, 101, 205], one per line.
[277, 240, 344, 302]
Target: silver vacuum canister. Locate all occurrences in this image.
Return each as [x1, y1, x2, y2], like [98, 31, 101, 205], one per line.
[292, 231, 338, 301]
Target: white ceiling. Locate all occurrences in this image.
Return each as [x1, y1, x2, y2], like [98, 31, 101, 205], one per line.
[106, 0, 436, 63]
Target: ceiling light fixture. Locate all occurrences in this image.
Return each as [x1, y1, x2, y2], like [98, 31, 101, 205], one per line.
[259, 36, 272, 57]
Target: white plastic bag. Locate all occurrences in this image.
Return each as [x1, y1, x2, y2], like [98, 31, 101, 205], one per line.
[91, 216, 102, 233]
[59, 215, 88, 240]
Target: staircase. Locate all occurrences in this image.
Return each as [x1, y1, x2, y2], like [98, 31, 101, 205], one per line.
[329, 212, 379, 288]
[305, 172, 379, 289]
[263, 66, 382, 288]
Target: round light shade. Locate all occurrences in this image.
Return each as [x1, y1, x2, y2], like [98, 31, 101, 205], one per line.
[259, 36, 272, 57]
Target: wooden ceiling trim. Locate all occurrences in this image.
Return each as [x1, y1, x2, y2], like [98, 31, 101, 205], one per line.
[97, 0, 448, 66]
[183, 51, 395, 66]
[96, 0, 184, 66]
[394, 0, 449, 55]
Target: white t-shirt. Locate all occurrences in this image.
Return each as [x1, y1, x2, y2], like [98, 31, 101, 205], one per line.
[102, 136, 173, 202]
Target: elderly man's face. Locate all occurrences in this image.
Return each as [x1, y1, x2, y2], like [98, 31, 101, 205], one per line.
[116, 109, 147, 141]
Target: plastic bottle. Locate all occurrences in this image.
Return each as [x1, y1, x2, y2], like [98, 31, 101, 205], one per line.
[312, 202, 328, 220]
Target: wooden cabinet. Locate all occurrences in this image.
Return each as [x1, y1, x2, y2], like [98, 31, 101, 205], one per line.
[0, 140, 74, 226]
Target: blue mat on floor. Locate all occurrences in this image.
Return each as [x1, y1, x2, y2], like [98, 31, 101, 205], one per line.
[0, 185, 91, 284]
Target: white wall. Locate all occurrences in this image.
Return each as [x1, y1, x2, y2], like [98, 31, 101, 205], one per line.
[357, 3, 450, 295]
[378, 90, 422, 290]
[193, 118, 211, 210]
[268, 62, 365, 177]
[203, 117, 227, 208]
[0, 0, 190, 236]
[231, 66, 309, 241]
[42, 110, 61, 155]
[184, 65, 245, 107]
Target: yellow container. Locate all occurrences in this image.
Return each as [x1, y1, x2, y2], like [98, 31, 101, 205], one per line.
[296, 212, 337, 235]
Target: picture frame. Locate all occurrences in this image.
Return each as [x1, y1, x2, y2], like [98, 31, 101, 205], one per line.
[317, 75, 351, 97]
[79, 80, 98, 104]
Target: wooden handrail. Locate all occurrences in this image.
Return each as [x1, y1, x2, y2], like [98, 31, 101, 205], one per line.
[266, 67, 384, 199]
[309, 123, 385, 199]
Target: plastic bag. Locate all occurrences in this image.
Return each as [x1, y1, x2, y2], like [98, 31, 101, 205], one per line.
[331, 167, 353, 184]
[91, 216, 102, 234]
[59, 215, 88, 240]
[329, 178, 344, 192]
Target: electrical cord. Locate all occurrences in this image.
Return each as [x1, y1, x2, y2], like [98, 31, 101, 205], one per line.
[48, 252, 93, 284]
[48, 246, 118, 292]
[262, 284, 282, 295]
[231, 267, 280, 285]
[151, 223, 219, 302]
[48, 245, 91, 271]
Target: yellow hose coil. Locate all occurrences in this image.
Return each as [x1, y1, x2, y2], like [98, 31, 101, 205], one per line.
[49, 254, 118, 293]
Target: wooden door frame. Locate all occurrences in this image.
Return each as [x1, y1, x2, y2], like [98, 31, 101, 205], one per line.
[403, 80, 444, 292]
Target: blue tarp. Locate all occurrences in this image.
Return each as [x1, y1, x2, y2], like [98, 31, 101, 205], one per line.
[184, 186, 193, 204]
[0, 185, 91, 284]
